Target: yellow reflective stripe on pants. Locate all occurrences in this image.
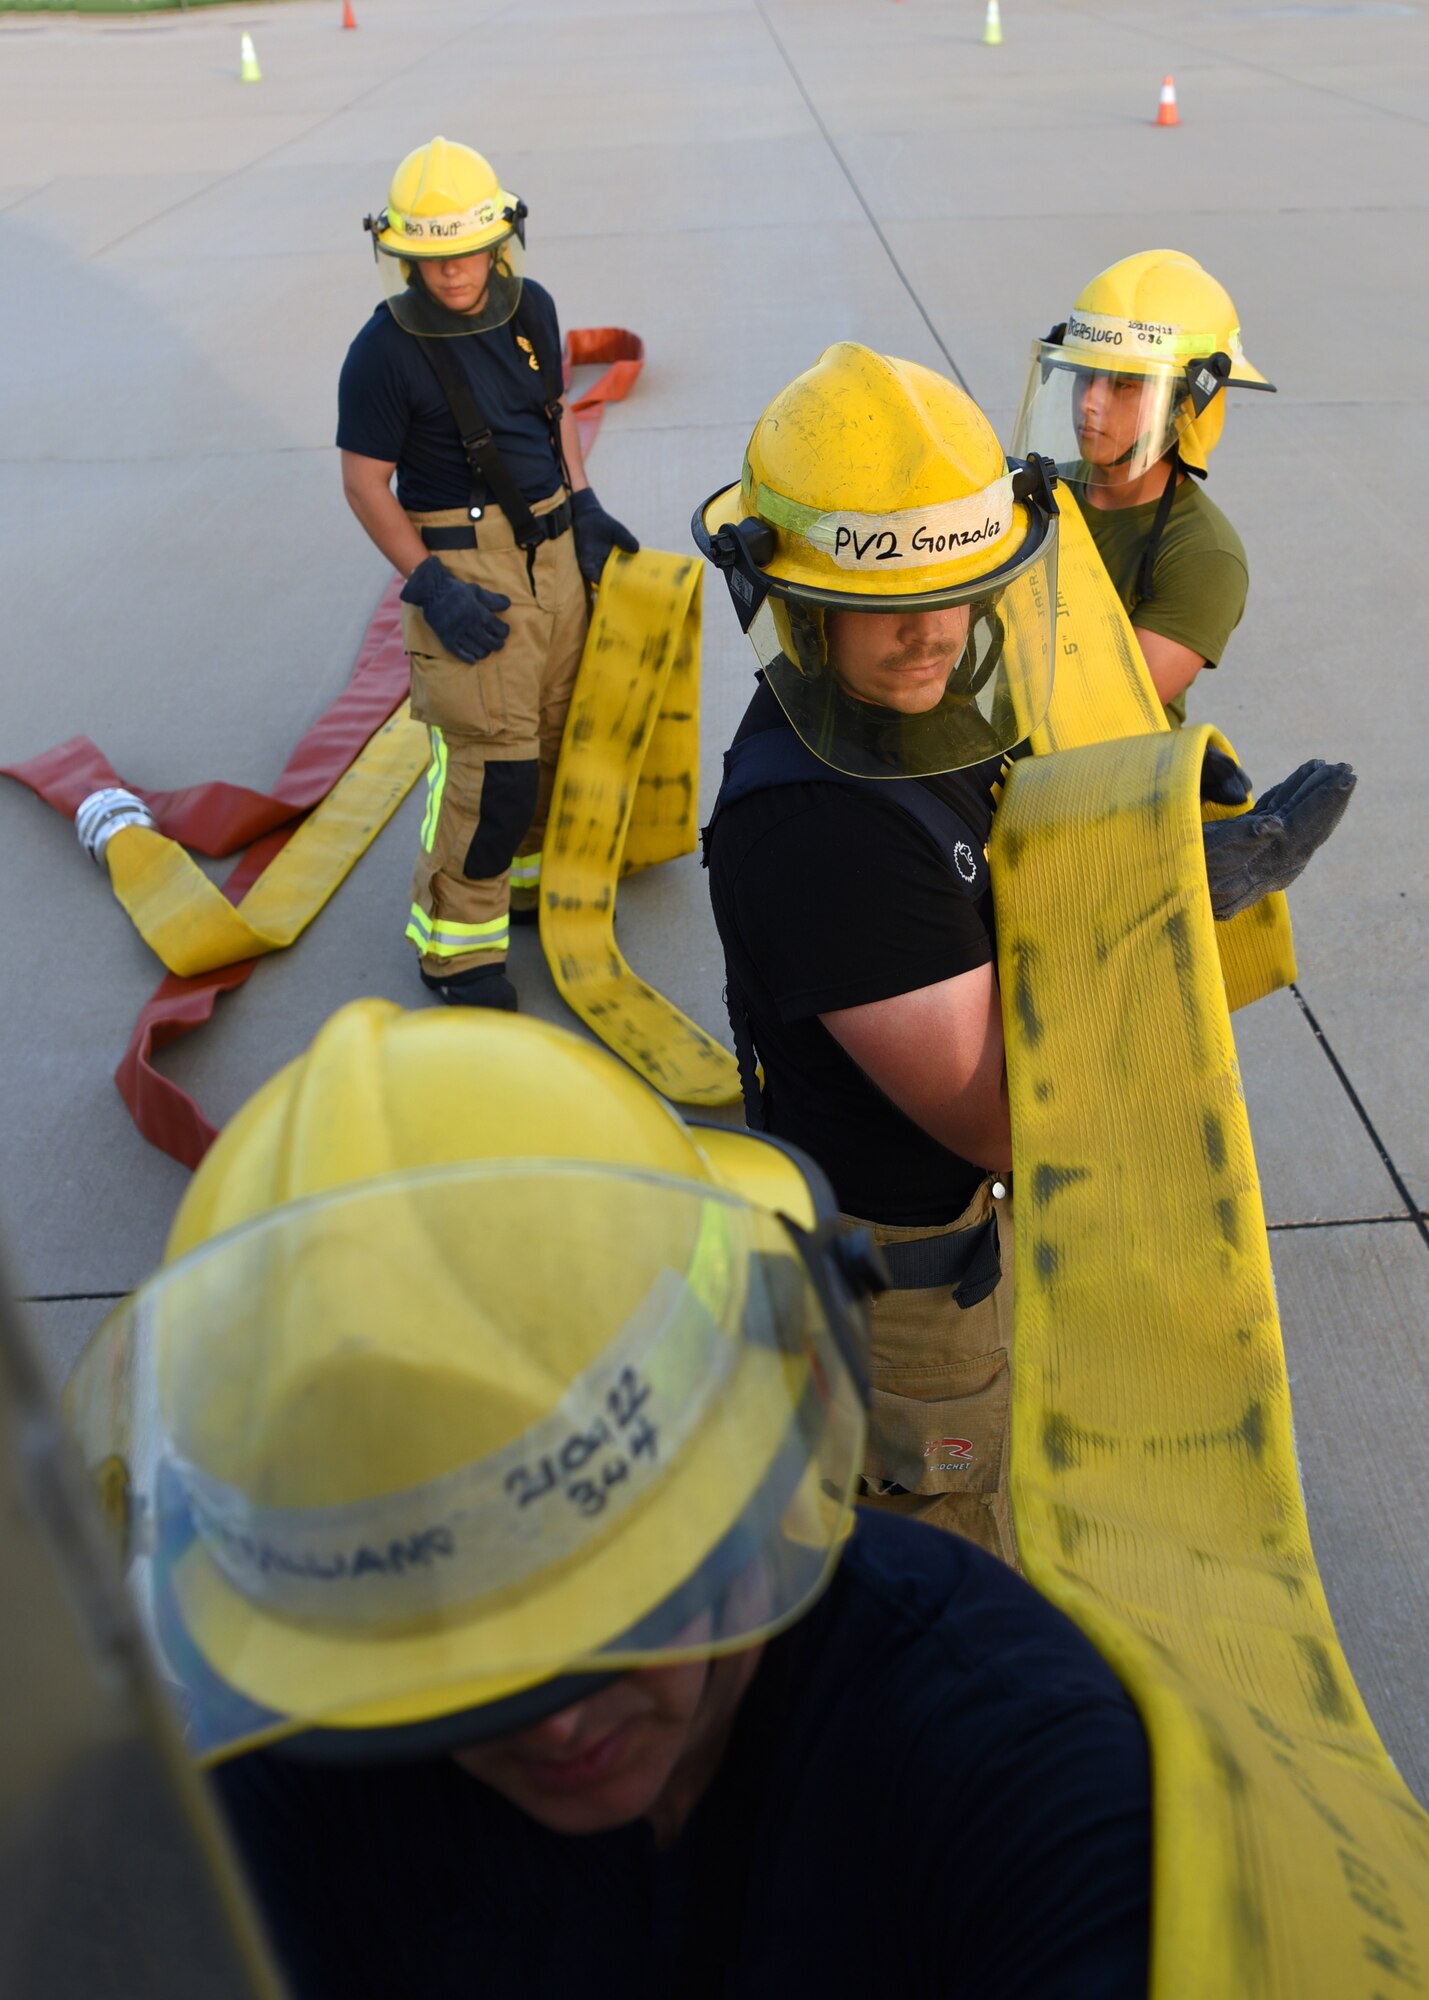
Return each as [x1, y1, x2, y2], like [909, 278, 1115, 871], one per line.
[404, 906, 509, 958]
[420, 728, 448, 856]
[509, 850, 542, 890]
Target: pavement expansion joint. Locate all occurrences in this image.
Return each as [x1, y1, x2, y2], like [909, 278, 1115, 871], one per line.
[22, 1292, 130, 1307]
[1291, 983, 1429, 1250]
[752, 0, 973, 394]
[1266, 1215, 1428, 1236]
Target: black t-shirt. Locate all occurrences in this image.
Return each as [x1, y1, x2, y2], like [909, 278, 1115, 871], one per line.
[335, 279, 564, 512]
[213, 1511, 1150, 1999]
[706, 682, 1003, 1225]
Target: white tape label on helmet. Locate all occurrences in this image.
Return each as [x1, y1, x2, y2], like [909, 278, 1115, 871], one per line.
[393, 199, 503, 245]
[1062, 311, 1208, 362]
[166, 1263, 748, 1629]
[807, 475, 1014, 571]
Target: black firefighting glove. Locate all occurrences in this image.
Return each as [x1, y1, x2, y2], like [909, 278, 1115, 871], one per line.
[571, 487, 640, 586]
[1203, 760, 1356, 922]
[400, 556, 510, 664]
[1200, 744, 1254, 809]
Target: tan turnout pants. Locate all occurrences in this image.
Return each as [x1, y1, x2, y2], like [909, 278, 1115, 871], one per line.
[850, 1177, 1018, 1568]
[402, 494, 588, 978]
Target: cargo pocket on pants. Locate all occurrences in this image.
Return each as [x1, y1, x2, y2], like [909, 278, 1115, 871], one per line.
[863, 1346, 1009, 1498]
[408, 648, 493, 738]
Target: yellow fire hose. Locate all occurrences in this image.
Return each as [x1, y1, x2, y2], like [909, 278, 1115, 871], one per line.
[1032, 495, 1297, 1013]
[104, 545, 738, 1107]
[89, 550, 720, 1008]
[47, 448, 1429, 1972]
[538, 548, 742, 1106]
[101, 708, 426, 978]
[1000, 496, 1429, 1990]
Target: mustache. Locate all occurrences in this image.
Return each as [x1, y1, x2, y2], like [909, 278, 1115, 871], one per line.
[881, 640, 966, 673]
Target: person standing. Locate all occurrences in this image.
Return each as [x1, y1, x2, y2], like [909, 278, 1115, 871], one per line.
[1012, 249, 1273, 725]
[697, 342, 1349, 1570]
[698, 343, 1060, 1565]
[338, 137, 638, 1008]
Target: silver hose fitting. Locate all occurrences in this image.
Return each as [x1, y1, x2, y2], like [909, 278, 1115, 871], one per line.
[75, 788, 157, 867]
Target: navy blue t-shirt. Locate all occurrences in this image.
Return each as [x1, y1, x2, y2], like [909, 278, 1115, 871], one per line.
[336, 279, 564, 512]
[213, 1512, 1150, 1998]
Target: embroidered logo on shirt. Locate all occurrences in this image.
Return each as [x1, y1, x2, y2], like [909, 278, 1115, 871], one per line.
[953, 840, 979, 884]
[516, 334, 541, 373]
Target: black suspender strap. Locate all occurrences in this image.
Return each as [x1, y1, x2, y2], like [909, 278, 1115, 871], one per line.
[706, 727, 991, 901]
[515, 294, 573, 497]
[515, 297, 564, 417]
[1134, 447, 1204, 605]
[414, 334, 544, 550]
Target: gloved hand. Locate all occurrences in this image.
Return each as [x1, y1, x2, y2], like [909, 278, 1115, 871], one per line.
[571, 487, 639, 586]
[1203, 760, 1356, 922]
[400, 556, 510, 664]
[1200, 744, 1253, 809]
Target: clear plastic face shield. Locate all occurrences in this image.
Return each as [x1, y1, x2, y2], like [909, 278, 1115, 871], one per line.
[63, 1162, 870, 1767]
[366, 211, 526, 338]
[697, 464, 1059, 779]
[1012, 337, 1227, 486]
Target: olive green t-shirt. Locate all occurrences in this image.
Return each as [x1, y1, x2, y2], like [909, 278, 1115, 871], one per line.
[1072, 480, 1249, 727]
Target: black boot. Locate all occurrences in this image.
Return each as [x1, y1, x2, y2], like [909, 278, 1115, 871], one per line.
[420, 964, 518, 1012]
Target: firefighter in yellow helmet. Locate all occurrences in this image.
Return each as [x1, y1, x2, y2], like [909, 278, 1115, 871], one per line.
[66, 1000, 1154, 1993]
[1011, 249, 1274, 726]
[338, 138, 639, 1009]
[697, 343, 1351, 1571]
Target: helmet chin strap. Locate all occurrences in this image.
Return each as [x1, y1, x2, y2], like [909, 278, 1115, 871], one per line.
[1108, 433, 1153, 471]
[1135, 449, 1185, 606]
[1087, 359, 1225, 477]
[947, 608, 1004, 698]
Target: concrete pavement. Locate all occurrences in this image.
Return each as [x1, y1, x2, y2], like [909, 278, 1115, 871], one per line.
[1, 0, 1425, 1797]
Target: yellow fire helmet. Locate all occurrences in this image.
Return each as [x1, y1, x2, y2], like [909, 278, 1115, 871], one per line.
[64, 1002, 879, 1767]
[693, 343, 1060, 779]
[363, 136, 527, 338]
[1011, 249, 1276, 482]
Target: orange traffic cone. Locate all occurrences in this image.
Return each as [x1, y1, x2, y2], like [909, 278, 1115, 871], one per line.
[1155, 74, 1180, 126]
[342, 0, 357, 24]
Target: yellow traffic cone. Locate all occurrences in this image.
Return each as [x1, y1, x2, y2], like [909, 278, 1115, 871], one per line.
[982, 0, 1003, 46]
[239, 33, 262, 83]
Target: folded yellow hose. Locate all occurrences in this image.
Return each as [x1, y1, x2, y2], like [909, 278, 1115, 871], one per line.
[94, 552, 725, 1065]
[994, 722, 1429, 1992]
[539, 548, 741, 1106]
[1035, 490, 1296, 1012]
[103, 710, 428, 978]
